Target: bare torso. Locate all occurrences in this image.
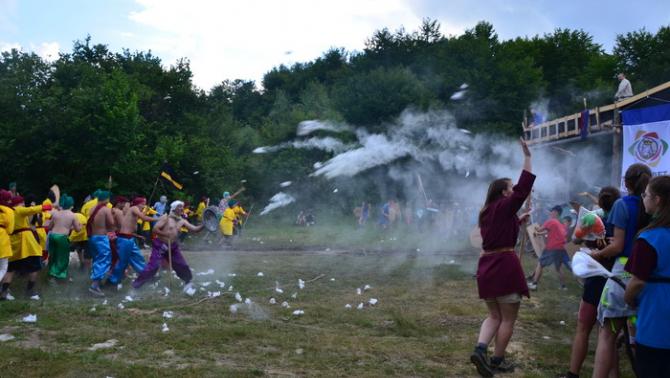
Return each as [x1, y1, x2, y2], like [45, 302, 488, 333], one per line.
[119, 206, 142, 234]
[90, 205, 115, 236]
[49, 209, 81, 235]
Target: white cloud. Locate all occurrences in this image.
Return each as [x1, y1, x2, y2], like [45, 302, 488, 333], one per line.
[127, 0, 425, 89]
[32, 41, 60, 61]
[0, 41, 21, 53]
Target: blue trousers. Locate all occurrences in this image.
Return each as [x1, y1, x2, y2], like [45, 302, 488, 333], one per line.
[108, 236, 146, 284]
[89, 235, 111, 281]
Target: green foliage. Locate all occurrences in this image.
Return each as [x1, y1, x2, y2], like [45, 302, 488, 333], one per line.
[1, 21, 669, 206]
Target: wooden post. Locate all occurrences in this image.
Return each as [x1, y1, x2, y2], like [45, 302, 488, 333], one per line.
[612, 115, 623, 188]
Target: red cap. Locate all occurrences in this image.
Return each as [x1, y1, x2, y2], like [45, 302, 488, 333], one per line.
[132, 197, 147, 206]
[10, 195, 24, 207]
[0, 190, 11, 206]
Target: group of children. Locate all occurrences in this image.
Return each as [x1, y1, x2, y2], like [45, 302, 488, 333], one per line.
[471, 139, 670, 378]
[0, 186, 250, 299]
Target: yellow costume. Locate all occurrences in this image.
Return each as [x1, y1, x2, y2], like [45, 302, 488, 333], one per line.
[219, 207, 236, 236]
[0, 205, 15, 259]
[232, 204, 247, 225]
[35, 199, 52, 253]
[69, 213, 88, 243]
[81, 198, 97, 218]
[195, 201, 206, 221]
[10, 205, 44, 261]
[139, 207, 157, 232]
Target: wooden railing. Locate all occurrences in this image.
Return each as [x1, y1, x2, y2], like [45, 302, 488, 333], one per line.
[523, 81, 670, 145]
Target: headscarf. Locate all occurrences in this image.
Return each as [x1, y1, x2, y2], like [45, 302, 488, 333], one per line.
[0, 190, 12, 206]
[97, 190, 111, 201]
[170, 200, 184, 212]
[59, 194, 74, 210]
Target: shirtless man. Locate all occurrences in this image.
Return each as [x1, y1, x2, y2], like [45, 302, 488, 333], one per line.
[108, 197, 155, 286]
[132, 200, 203, 293]
[46, 194, 82, 281]
[109, 196, 130, 271]
[87, 191, 115, 296]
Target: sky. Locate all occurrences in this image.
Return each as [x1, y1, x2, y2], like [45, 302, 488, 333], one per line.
[1, 0, 669, 90]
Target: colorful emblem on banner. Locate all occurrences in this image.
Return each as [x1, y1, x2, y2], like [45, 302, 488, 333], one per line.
[628, 130, 669, 167]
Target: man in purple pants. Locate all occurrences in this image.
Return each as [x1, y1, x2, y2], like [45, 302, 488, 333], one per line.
[132, 201, 203, 293]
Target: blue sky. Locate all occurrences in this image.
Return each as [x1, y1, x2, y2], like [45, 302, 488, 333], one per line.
[1, 0, 669, 90]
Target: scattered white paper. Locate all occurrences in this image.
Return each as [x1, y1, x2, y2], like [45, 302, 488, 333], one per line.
[161, 323, 169, 333]
[257, 272, 264, 277]
[102, 299, 108, 305]
[88, 339, 118, 351]
[215, 280, 226, 288]
[229, 304, 238, 314]
[281, 301, 290, 308]
[0, 334, 15, 342]
[560, 321, 566, 325]
[363, 285, 372, 291]
[228, 273, 237, 277]
[542, 336, 551, 340]
[184, 285, 196, 297]
[90, 306, 97, 312]
[29, 295, 40, 301]
[21, 314, 37, 323]
[117, 284, 123, 290]
[201, 282, 211, 287]
[197, 269, 215, 276]
[356, 288, 362, 295]
[330, 278, 335, 282]
[235, 292, 243, 302]
[333, 188, 338, 193]
[208, 291, 221, 298]
[117, 303, 125, 310]
[368, 298, 378, 306]
[164, 287, 170, 296]
[292, 309, 304, 316]
[357, 303, 364, 310]
[344, 304, 352, 309]
[269, 298, 277, 305]
[244, 298, 252, 305]
[163, 311, 174, 319]
[290, 292, 297, 299]
[124, 296, 134, 302]
[228, 285, 234, 291]
[280, 181, 292, 188]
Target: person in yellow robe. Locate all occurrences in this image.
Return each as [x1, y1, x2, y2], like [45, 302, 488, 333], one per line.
[138, 206, 157, 248]
[35, 198, 52, 263]
[69, 212, 89, 271]
[219, 200, 237, 246]
[81, 190, 100, 218]
[0, 190, 15, 282]
[1, 195, 52, 300]
[195, 197, 208, 224]
[232, 202, 247, 236]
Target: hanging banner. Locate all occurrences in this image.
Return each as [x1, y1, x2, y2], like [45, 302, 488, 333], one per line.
[621, 103, 670, 189]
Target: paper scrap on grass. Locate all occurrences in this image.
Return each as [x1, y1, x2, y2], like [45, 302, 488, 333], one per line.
[163, 311, 174, 319]
[357, 303, 364, 310]
[298, 279, 305, 289]
[244, 298, 252, 305]
[292, 309, 304, 316]
[368, 298, 378, 305]
[363, 284, 371, 291]
[21, 314, 37, 323]
[197, 269, 215, 276]
[0, 334, 15, 342]
[208, 291, 221, 298]
[229, 304, 238, 314]
[344, 304, 352, 309]
[123, 296, 134, 302]
[235, 292, 242, 302]
[356, 288, 362, 295]
[215, 280, 225, 288]
[117, 303, 125, 310]
[201, 282, 211, 287]
[89, 339, 118, 351]
[161, 323, 169, 333]
[269, 298, 277, 305]
[281, 301, 290, 308]
[257, 272, 264, 277]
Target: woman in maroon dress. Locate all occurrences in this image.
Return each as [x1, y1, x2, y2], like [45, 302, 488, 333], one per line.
[470, 138, 535, 377]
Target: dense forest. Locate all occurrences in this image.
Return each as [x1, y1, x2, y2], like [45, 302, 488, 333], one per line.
[1, 20, 669, 207]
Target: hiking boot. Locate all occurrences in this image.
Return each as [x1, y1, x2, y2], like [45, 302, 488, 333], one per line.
[470, 349, 494, 377]
[88, 286, 105, 297]
[490, 358, 515, 373]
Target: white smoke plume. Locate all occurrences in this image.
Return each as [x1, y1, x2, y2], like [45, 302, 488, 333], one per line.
[253, 136, 350, 154]
[260, 192, 296, 215]
[296, 120, 352, 136]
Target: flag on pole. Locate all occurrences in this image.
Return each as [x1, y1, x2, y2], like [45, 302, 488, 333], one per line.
[579, 109, 589, 140]
[160, 163, 183, 190]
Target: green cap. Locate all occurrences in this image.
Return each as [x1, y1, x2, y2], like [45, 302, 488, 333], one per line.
[59, 194, 74, 209]
[97, 190, 111, 201]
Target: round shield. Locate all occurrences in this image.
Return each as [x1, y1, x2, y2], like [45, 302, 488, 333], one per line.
[203, 206, 221, 232]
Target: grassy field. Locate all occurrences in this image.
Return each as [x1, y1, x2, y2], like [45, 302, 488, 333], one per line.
[0, 222, 634, 377]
